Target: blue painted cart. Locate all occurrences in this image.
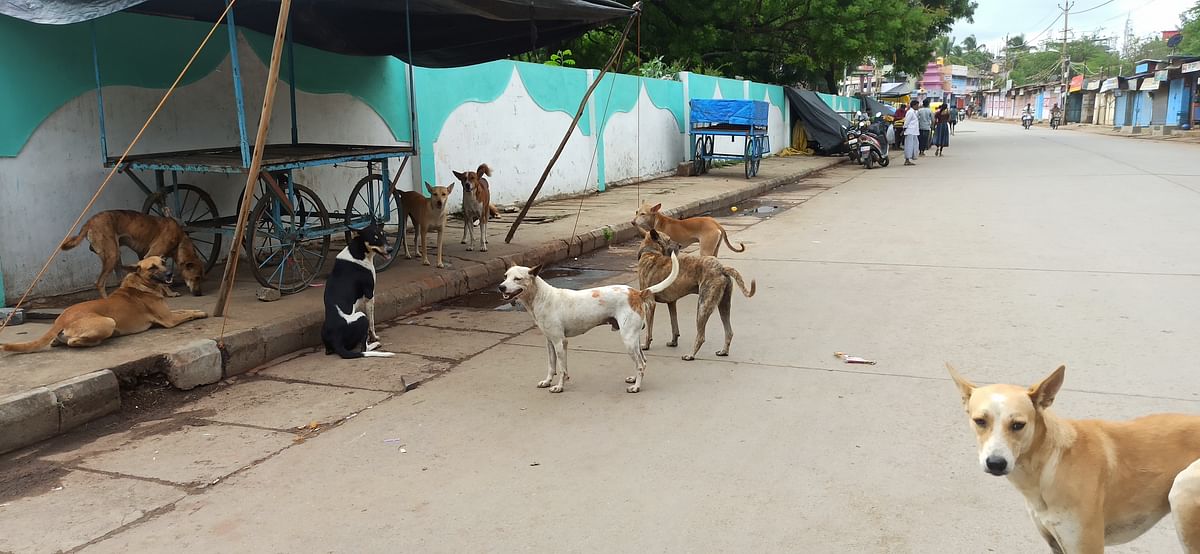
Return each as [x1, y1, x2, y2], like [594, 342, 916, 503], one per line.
[689, 99, 770, 178]
[92, 8, 415, 294]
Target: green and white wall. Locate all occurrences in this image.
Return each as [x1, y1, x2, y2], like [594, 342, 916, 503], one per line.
[0, 12, 789, 302]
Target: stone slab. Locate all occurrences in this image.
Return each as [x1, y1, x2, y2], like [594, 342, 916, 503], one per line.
[183, 380, 390, 430]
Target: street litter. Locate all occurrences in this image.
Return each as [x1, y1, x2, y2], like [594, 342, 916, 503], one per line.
[834, 352, 876, 365]
[530, 462, 540, 467]
[382, 438, 404, 444]
[400, 448, 407, 453]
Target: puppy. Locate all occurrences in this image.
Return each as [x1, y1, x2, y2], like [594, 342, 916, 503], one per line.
[498, 252, 679, 393]
[637, 230, 755, 360]
[452, 163, 502, 252]
[948, 364, 1200, 552]
[633, 202, 745, 257]
[398, 182, 454, 268]
[321, 224, 394, 359]
[1, 256, 208, 353]
[60, 209, 206, 297]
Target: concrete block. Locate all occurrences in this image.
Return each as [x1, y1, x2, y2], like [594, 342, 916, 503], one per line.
[50, 370, 120, 431]
[164, 338, 222, 390]
[218, 327, 266, 378]
[0, 307, 24, 325]
[0, 387, 58, 454]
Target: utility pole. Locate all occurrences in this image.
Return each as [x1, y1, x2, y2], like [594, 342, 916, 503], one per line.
[1060, 1, 1080, 105]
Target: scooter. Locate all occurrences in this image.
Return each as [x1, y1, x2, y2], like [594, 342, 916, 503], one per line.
[1050, 114, 1061, 130]
[1022, 113, 1033, 129]
[845, 126, 861, 164]
[858, 113, 890, 170]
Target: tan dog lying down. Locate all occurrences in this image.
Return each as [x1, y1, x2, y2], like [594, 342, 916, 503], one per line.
[633, 203, 744, 256]
[1, 257, 208, 353]
[637, 230, 755, 361]
[948, 364, 1200, 553]
[60, 209, 206, 297]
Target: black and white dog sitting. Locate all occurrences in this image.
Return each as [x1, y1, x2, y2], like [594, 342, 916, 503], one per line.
[322, 224, 395, 359]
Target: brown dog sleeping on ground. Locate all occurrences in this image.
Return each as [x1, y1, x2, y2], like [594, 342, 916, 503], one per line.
[61, 210, 206, 297]
[0, 256, 208, 353]
[633, 203, 745, 257]
[637, 229, 755, 360]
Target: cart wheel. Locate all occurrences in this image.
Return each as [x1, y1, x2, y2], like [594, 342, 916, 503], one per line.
[142, 184, 223, 276]
[703, 136, 715, 172]
[751, 137, 762, 177]
[246, 182, 331, 294]
[693, 137, 705, 175]
[344, 173, 402, 272]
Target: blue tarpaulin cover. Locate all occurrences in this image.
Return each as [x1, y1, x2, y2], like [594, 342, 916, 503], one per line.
[690, 99, 769, 127]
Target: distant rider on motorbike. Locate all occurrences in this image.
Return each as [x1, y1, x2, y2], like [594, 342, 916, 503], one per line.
[1021, 103, 1034, 128]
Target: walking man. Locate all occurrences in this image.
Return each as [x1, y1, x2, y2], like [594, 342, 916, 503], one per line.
[917, 98, 933, 156]
[903, 99, 921, 165]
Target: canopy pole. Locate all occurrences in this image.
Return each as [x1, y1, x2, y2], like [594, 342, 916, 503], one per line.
[214, 0, 293, 318]
[403, 0, 422, 193]
[504, 11, 638, 244]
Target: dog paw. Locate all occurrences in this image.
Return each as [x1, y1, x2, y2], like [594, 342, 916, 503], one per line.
[666, 340, 678, 347]
[549, 385, 564, 393]
[405, 254, 413, 260]
[436, 263, 446, 269]
[480, 246, 488, 252]
[641, 343, 651, 351]
[626, 385, 640, 393]
[715, 350, 729, 357]
[682, 355, 695, 361]
[166, 290, 182, 298]
[465, 246, 473, 251]
[625, 376, 637, 384]
[537, 379, 553, 388]
[461, 239, 467, 244]
[366, 341, 381, 351]
[422, 260, 431, 266]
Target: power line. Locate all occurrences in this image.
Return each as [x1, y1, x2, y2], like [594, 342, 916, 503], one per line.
[1074, 0, 1116, 15]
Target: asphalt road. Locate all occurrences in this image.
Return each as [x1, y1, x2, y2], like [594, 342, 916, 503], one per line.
[5, 121, 1200, 553]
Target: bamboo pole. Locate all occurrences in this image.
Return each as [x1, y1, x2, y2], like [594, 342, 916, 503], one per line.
[504, 14, 637, 243]
[214, 0, 293, 318]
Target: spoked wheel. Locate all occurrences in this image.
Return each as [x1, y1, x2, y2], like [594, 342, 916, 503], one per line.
[246, 182, 331, 294]
[751, 136, 762, 176]
[344, 173, 402, 271]
[142, 183, 223, 275]
[744, 137, 757, 178]
[693, 137, 705, 175]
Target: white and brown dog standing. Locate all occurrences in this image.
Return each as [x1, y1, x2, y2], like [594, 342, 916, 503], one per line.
[452, 163, 501, 253]
[948, 364, 1200, 553]
[498, 252, 679, 393]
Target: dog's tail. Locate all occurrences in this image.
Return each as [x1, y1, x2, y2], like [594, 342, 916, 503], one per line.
[646, 251, 679, 294]
[60, 219, 93, 251]
[722, 267, 756, 298]
[720, 228, 746, 253]
[477, 163, 492, 177]
[1, 324, 61, 354]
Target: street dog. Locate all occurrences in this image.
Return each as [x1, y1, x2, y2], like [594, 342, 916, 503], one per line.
[947, 364, 1200, 553]
[60, 209, 206, 297]
[1, 256, 208, 353]
[452, 163, 502, 253]
[321, 224, 395, 359]
[398, 181, 454, 268]
[498, 252, 679, 393]
[633, 203, 745, 256]
[637, 230, 755, 360]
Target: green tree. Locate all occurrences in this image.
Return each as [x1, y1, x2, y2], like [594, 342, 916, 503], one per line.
[1177, 2, 1200, 55]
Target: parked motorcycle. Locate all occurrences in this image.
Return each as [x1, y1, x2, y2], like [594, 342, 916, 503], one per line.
[1022, 113, 1033, 130]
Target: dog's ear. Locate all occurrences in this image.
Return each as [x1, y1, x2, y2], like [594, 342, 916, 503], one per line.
[1028, 365, 1066, 410]
[446, 182, 455, 194]
[528, 264, 542, 277]
[649, 229, 660, 241]
[121, 264, 139, 274]
[422, 181, 433, 194]
[452, 170, 466, 180]
[651, 203, 662, 213]
[946, 363, 976, 407]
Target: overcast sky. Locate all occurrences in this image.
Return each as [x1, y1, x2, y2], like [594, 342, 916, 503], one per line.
[951, 0, 1195, 54]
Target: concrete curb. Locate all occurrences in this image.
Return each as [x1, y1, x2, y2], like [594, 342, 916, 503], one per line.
[0, 158, 841, 455]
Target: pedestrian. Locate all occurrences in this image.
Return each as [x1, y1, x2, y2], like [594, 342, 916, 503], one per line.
[893, 103, 909, 149]
[933, 103, 951, 156]
[949, 104, 959, 135]
[917, 98, 933, 157]
[903, 99, 921, 165]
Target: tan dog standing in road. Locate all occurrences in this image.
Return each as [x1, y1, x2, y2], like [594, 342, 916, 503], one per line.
[1, 257, 208, 353]
[497, 252, 679, 394]
[637, 230, 755, 360]
[452, 163, 501, 253]
[633, 203, 745, 257]
[60, 210, 206, 297]
[947, 364, 1200, 553]
[399, 182, 454, 268]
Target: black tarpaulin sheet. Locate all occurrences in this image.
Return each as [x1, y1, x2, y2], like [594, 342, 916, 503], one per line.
[858, 95, 895, 117]
[0, 0, 635, 67]
[784, 87, 847, 155]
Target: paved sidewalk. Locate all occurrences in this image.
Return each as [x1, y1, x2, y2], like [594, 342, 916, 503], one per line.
[0, 155, 841, 454]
